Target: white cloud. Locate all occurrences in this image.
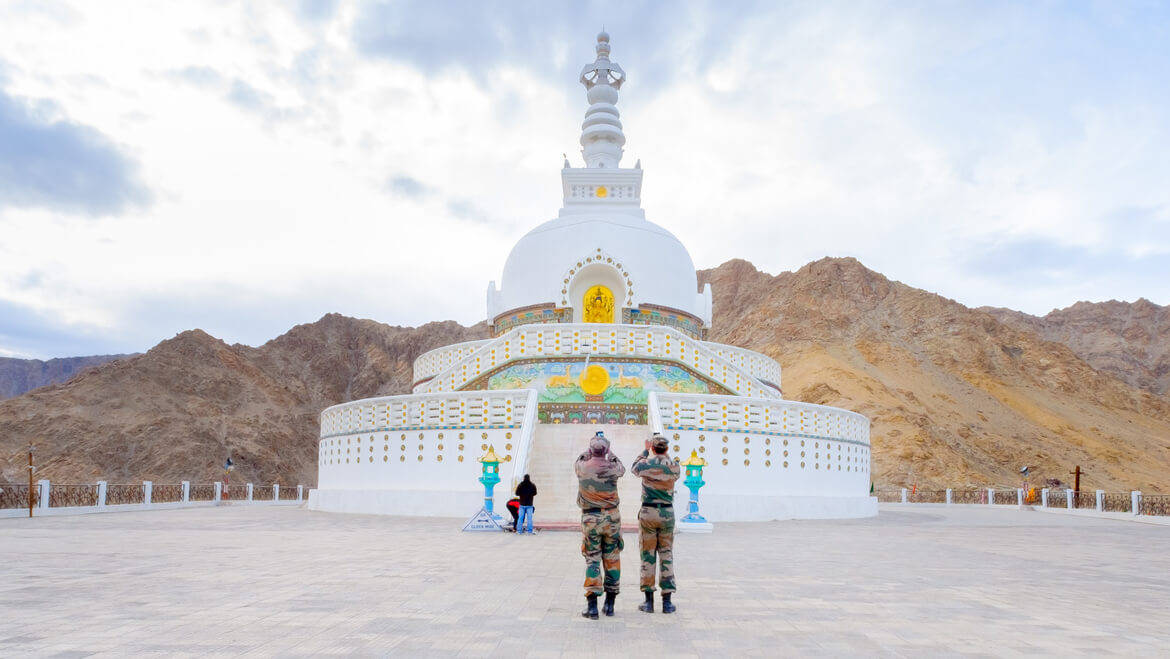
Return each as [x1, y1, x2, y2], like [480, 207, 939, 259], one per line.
[0, 1, 1167, 358]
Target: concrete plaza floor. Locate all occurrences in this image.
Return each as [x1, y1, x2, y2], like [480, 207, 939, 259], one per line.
[2, 504, 1169, 658]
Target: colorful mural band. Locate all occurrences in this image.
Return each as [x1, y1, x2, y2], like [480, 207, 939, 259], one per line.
[493, 305, 573, 335]
[470, 358, 728, 404]
[623, 305, 705, 339]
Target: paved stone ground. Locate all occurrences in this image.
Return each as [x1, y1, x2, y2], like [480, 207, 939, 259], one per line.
[1, 504, 1168, 658]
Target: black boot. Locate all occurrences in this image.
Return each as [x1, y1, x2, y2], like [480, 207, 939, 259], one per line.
[602, 592, 616, 617]
[582, 594, 599, 620]
[661, 592, 676, 614]
[638, 591, 654, 613]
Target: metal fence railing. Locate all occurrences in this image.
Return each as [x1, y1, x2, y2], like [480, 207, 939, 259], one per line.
[1140, 494, 1170, 516]
[1072, 490, 1097, 509]
[950, 489, 986, 505]
[223, 485, 248, 501]
[0, 480, 308, 517]
[152, 483, 184, 503]
[1046, 489, 1068, 508]
[909, 489, 947, 504]
[190, 483, 217, 501]
[49, 483, 99, 507]
[106, 483, 145, 505]
[875, 487, 1167, 518]
[1102, 492, 1132, 513]
[0, 483, 37, 509]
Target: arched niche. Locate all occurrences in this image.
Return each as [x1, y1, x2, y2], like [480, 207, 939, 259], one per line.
[567, 262, 627, 323]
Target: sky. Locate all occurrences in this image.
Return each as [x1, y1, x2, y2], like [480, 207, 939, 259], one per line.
[1, 1, 1168, 359]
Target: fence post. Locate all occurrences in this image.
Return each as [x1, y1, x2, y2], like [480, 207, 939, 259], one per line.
[214, 482, 223, 501]
[945, 488, 952, 505]
[1041, 488, 1049, 508]
[247, 483, 254, 501]
[297, 485, 303, 502]
[38, 479, 50, 509]
[273, 484, 280, 501]
[182, 481, 190, 503]
[900, 488, 908, 503]
[1095, 489, 1104, 512]
[1017, 488, 1024, 506]
[144, 480, 153, 505]
[1132, 490, 1141, 515]
[988, 487, 995, 505]
[1065, 488, 1073, 510]
[97, 480, 108, 507]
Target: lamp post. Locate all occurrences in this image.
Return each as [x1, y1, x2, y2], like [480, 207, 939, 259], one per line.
[478, 445, 503, 520]
[680, 449, 709, 524]
[28, 441, 34, 518]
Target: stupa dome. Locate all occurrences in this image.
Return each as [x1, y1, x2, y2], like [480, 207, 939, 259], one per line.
[490, 209, 708, 325]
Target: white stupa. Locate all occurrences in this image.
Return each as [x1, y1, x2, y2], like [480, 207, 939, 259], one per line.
[309, 33, 875, 521]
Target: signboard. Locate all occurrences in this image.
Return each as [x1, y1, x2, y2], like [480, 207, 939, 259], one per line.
[463, 507, 505, 532]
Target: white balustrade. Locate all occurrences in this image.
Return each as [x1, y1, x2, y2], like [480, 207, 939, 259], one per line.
[699, 341, 782, 387]
[506, 390, 541, 488]
[320, 390, 533, 438]
[412, 339, 493, 385]
[650, 392, 870, 445]
[412, 324, 782, 402]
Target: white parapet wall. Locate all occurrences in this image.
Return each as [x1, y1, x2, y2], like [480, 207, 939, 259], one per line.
[311, 389, 539, 518]
[648, 392, 876, 520]
[311, 387, 876, 521]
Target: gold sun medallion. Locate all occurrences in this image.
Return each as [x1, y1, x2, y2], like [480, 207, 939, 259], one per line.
[580, 364, 610, 395]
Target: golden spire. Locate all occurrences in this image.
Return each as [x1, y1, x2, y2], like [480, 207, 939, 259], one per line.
[682, 449, 707, 467]
[478, 445, 502, 463]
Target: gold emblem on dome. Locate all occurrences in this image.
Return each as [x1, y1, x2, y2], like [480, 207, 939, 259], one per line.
[580, 364, 610, 395]
[583, 285, 614, 323]
[596, 186, 608, 198]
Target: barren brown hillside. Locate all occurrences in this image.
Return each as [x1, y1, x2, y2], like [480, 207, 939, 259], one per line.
[1, 258, 1167, 493]
[982, 299, 1169, 396]
[0, 316, 488, 487]
[698, 258, 1170, 492]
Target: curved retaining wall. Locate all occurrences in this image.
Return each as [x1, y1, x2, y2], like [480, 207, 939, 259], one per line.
[312, 388, 874, 520]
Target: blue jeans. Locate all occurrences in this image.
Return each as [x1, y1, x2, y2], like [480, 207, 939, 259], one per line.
[518, 505, 534, 533]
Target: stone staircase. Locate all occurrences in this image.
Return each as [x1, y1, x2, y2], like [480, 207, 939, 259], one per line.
[516, 423, 654, 527]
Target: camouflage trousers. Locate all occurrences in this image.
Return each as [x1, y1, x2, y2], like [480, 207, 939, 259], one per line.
[581, 508, 624, 596]
[638, 505, 676, 593]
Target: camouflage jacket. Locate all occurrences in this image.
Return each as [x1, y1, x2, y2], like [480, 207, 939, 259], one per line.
[631, 450, 681, 505]
[575, 451, 626, 510]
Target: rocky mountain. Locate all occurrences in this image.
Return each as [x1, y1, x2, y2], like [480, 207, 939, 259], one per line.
[697, 258, 1170, 492]
[0, 355, 136, 399]
[1, 258, 1167, 493]
[981, 299, 1169, 396]
[0, 316, 488, 487]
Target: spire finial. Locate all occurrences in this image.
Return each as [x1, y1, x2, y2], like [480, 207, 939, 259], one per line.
[578, 31, 627, 168]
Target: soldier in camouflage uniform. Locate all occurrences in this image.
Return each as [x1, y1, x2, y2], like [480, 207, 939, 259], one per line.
[575, 431, 626, 619]
[631, 432, 682, 613]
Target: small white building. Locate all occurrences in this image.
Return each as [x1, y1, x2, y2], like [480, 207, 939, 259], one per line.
[309, 33, 876, 522]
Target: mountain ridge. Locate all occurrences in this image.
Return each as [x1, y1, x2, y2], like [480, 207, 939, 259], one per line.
[2, 258, 1166, 493]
